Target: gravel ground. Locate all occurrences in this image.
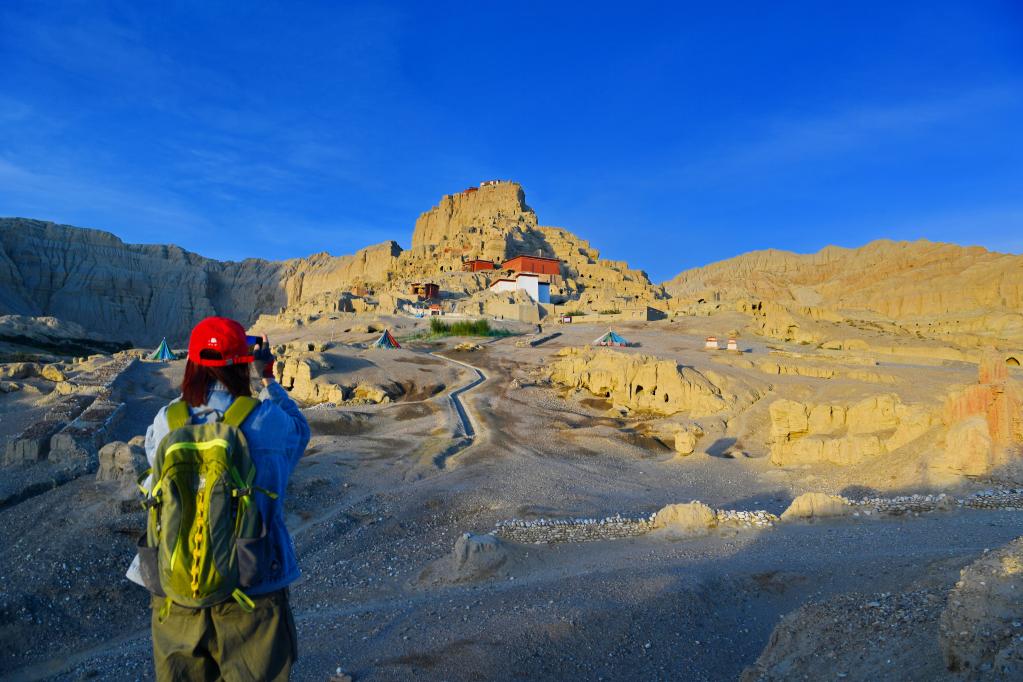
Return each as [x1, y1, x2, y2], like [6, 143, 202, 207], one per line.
[2, 335, 1021, 681]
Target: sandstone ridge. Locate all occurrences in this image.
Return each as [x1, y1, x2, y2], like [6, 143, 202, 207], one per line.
[1, 182, 667, 345]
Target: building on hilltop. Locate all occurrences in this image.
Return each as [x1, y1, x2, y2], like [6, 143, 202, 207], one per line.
[503, 254, 562, 277]
[409, 282, 440, 300]
[489, 273, 550, 303]
[463, 259, 497, 272]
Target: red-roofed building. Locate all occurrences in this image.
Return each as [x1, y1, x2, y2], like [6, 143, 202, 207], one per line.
[502, 255, 561, 276]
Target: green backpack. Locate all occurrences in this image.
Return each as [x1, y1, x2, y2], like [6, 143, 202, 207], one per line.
[138, 396, 276, 620]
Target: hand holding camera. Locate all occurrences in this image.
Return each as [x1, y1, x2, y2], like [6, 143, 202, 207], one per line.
[248, 334, 276, 381]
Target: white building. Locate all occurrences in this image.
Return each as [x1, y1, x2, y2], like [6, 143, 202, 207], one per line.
[489, 273, 550, 303]
[727, 337, 739, 351]
[705, 336, 720, 350]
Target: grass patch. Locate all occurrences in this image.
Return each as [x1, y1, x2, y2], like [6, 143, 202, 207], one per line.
[403, 318, 516, 341]
[430, 318, 516, 337]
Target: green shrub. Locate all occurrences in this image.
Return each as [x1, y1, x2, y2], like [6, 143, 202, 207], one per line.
[427, 318, 512, 337]
[598, 308, 622, 315]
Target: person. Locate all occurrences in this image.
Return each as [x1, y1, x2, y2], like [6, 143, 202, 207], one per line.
[141, 317, 310, 681]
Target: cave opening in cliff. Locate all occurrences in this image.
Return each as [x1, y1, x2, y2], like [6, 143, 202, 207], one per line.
[1008, 356, 1020, 367]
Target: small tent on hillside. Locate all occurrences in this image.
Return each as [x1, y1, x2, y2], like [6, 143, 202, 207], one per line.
[372, 329, 401, 349]
[594, 330, 630, 347]
[149, 337, 175, 361]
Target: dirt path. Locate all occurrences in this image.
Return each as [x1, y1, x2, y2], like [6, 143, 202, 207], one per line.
[428, 352, 486, 468]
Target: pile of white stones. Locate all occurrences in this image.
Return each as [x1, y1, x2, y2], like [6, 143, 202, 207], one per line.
[489, 488, 1023, 545]
[958, 488, 1023, 510]
[494, 514, 653, 544]
[853, 490, 1023, 514]
[852, 493, 953, 514]
[716, 509, 779, 528]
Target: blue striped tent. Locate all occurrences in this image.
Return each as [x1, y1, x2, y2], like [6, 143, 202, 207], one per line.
[149, 337, 174, 361]
[593, 330, 630, 347]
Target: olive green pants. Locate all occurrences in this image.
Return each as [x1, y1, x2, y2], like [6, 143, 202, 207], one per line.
[151, 589, 297, 682]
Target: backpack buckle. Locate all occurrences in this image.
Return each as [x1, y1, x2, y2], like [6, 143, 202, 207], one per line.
[232, 487, 253, 498]
[141, 497, 160, 509]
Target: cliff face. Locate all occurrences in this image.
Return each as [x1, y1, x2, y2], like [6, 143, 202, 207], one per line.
[664, 239, 1023, 319]
[0, 219, 291, 345]
[0, 217, 417, 345]
[399, 182, 663, 304]
[665, 239, 1023, 348]
[411, 181, 537, 252]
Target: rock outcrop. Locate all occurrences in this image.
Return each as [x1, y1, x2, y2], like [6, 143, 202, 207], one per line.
[930, 355, 1023, 479]
[780, 492, 852, 521]
[96, 437, 147, 483]
[651, 502, 717, 535]
[418, 532, 514, 585]
[666, 239, 1023, 348]
[2, 182, 670, 344]
[673, 424, 704, 456]
[768, 395, 938, 466]
[547, 347, 733, 417]
[939, 536, 1023, 677]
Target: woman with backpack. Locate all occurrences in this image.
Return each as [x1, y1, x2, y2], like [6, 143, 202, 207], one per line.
[138, 316, 310, 681]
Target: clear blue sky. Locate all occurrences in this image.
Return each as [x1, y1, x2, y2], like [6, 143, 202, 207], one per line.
[2, 1, 1021, 282]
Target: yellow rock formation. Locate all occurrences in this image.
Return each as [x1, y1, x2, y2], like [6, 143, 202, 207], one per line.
[780, 492, 851, 521]
[547, 347, 731, 417]
[652, 502, 717, 535]
[768, 395, 938, 466]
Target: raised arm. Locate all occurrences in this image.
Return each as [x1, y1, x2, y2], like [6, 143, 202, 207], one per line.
[258, 378, 311, 470]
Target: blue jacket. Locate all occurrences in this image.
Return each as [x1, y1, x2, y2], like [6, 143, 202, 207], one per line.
[144, 380, 311, 596]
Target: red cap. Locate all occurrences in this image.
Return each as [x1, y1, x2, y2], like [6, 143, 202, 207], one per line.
[187, 317, 254, 367]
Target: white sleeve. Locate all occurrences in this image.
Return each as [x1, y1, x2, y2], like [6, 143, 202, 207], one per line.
[142, 404, 171, 489]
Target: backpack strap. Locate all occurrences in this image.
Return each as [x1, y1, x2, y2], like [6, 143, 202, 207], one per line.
[166, 401, 191, 430]
[223, 396, 259, 428]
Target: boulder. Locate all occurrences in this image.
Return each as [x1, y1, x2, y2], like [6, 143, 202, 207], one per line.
[353, 383, 391, 404]
[780, 492, 851, 521]
[673, 425, 703, 456]
[54, 381, 77, 396]
[0, 362, 38, 380]
[96, 437, 148, 483]
[436, 533, 510, 583]
[0, 380, 21, 393]
[652, 502, 717, 535]
[40, 364, 66, 382]
[939, 537, 1023, 677]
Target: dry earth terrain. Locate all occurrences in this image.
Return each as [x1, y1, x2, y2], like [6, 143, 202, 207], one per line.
[1, 182, 1022, 680]
[1, 314, 1021, 681]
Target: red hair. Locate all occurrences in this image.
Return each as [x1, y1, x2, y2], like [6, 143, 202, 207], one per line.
[181, 350, 252, 407]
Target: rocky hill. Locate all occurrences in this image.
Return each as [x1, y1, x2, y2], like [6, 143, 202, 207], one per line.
[0, 219, 288, 345]
[6, 187, 1018, 351]
[664, 238, 1023, 317]
[664, 239, 1023, 347]
[0, 182, 665, 345]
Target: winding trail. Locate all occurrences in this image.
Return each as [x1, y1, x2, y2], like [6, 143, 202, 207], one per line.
[428, 351, 487, 468]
